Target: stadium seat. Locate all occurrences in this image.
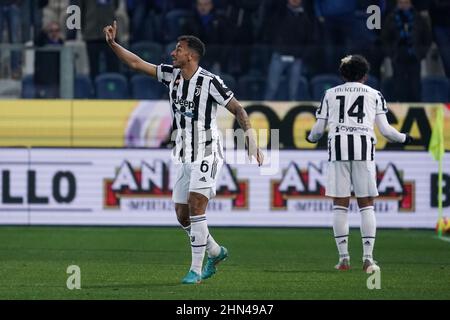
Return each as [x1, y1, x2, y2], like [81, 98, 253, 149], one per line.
[310, 74, 343, 101]
[74, 75, 95, 99]
[163, 42, 177, 63]
[95, 73, 129, 99]
[131, 74, 165, 100]
[164, 10, 195, 42]
[217, 73, 237, 95]
[21, 75, 35, 98]
[421, 76, 449, 103]
[270, 76, 310, 101]
[237, 75, 266, 100]
[296, 76, 311, 101]
[130, 41, 163, 66]
[380, 77, 394, 102]
[248, 45, 272, 76]
[366, 75, 380, 90]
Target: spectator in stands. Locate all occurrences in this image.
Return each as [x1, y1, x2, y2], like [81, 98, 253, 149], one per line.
[34, 21, 64, 98]
[189, 0, 232, 73]
[222, 0, 261, 75]
[264, 0, 313, 101]
[429, 0, 450, 78]
[351, 0, 386, 80]
[41, 0, 69, 34]
[21, 0, 47, 42]
[126, 0, 163, 43]
[382, 0, 432, 102]
[314, 0, 356, 73]
[0, 0, 23, 79]
[78, 0, 119, 81]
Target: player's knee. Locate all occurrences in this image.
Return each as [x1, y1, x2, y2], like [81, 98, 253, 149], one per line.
[175, 204, 190, 226]
[357, 197, 374, 208]
[333, 197, 350, 208]
[188, 192, 208, 215]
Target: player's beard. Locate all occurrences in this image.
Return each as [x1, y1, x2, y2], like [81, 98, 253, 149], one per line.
[172, 59, 182, 68]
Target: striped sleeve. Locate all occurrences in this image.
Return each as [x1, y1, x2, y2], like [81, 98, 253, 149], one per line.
[156, 64, 174, 87]
[209, 76, 234, 107]
[376, 91, 388, 115]
[315, 91, 329, 120]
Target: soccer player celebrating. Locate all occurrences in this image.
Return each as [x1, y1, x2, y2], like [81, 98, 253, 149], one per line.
[306, 55, 412, 272]
[104, 22, 264, 284]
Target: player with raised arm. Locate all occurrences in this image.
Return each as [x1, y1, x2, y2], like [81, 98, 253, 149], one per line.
[103, 21, 264, 284]
[306, 55, 412, 272]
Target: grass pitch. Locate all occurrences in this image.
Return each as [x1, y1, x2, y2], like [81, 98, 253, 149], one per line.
[0, 227, 449, 300]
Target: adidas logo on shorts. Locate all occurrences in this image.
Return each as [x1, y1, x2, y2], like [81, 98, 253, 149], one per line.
[199, 177, 207, 182]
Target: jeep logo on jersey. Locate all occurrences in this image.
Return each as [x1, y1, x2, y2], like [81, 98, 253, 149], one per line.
[173, 98, 195, 110]
[271, 162, 414, 212]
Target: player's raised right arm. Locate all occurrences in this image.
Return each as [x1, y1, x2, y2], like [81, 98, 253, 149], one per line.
[103, 21, 157, 78]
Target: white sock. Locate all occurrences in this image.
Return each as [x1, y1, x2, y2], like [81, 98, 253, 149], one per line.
[333, 205, 349, 261]
[182, 223, 220, 258]
[206, 233, 221, 258]
[189, 215, 208, 274]
[360, 206, 376, 262]
[182, 224, 191, 236]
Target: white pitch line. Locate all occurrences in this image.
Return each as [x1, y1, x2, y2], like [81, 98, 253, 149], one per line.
[434, 236, 450, 243]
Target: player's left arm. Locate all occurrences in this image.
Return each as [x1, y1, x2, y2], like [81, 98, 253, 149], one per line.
[375, 114, 412, 144]
[225, 97, 264, 166]
[375, 91, 412, 144]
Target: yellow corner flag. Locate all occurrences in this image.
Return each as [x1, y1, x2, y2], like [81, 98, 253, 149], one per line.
[429, 106, 444, 161]
[429, 106, 445, 236]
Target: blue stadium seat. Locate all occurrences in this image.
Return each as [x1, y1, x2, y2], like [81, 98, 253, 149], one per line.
[95, 73, 129, 99]
[421, 76, 449, 102]
[164, 42, 177, 63]
[249, 45, 272, 76]
[130, 41, 163, 65]
[237, 75, 266, 100]
[310, 74, 343, 101]
[448, 79, 450, 102]
[380, 77, 394, 102]
[131, 75, 165, 100]
[217, 73, 237, 94]
[296, 76, 311, 101]
[21, 75, 35, 98]
[164, 10, 195, 42]
[74, 75, 94, 99]
[271, 76, 310, 101]
[366, 75, 380, 90]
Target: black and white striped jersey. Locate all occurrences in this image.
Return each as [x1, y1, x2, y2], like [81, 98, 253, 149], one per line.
[157, 64, 234, 163]
[316, 82, 388, 161]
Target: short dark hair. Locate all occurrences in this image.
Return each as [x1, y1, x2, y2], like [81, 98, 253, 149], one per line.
[339, 55, 370, 82]
[177, 35, 206, 60]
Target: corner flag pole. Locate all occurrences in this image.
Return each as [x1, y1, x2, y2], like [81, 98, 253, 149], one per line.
[429, 106, 444, 237]
[438, 153, 443, 237]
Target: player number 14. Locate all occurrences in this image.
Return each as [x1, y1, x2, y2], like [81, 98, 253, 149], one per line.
[337, 95, 366, 124]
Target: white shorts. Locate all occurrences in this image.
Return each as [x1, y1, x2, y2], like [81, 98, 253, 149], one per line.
[172, 152, 223, 204]
[326, 161, 379, 198]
